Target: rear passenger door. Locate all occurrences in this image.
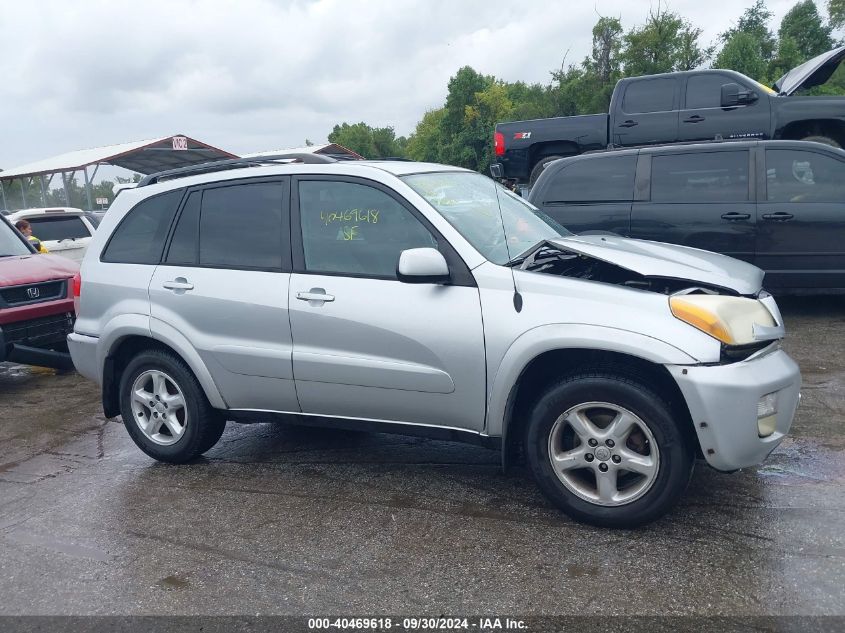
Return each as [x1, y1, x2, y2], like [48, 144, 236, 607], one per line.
[630, 149, 756, 262]
[532, 155, 636, 234]
[758, 146, 845, 290]
[149, 178, 299, 412]
[612, 77, 679, 147]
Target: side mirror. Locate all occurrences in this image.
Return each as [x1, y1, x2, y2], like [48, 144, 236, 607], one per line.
[721, 83, 758, 107]
[490, 163, 504, 179]
[397, 248, 450, 284]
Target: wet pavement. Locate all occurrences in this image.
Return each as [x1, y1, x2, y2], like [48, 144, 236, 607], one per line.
[0, 297, 844, 616]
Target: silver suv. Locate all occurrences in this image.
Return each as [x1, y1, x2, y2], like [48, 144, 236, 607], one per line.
[68, 154, 801, 527]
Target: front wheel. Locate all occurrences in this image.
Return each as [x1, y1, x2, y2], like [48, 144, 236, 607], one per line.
[525, 373, 693, 528]
[119, 348, 226, 463]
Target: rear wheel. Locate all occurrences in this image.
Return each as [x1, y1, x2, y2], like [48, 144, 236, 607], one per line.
[800, 134, 841, 148]
[528, 155, 565, 187]
[119, 349, 226, 463]
[525, 373, 694, 528]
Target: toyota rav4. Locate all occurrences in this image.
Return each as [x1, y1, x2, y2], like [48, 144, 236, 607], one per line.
[67, 154, 801, 527]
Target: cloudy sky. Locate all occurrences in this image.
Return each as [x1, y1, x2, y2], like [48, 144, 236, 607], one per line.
[0, 0, 808, 175]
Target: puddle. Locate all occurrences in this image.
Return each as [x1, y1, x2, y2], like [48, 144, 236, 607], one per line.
[756, 438, 845, 485]
[157, 574, 190, 589]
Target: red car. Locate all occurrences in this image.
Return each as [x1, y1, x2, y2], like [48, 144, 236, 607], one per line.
[0, 213, 78, 369]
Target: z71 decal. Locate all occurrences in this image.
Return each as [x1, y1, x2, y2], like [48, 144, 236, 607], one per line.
[513, 132, 532, 140]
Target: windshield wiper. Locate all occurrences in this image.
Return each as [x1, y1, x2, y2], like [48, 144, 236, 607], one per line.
[506, 240, 574, 269]
[505, 240, 548, 267]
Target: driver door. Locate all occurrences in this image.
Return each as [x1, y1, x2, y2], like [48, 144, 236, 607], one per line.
[288, 176, 487, 431]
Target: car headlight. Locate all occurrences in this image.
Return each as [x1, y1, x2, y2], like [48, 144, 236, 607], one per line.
[669, 294, 776, 345]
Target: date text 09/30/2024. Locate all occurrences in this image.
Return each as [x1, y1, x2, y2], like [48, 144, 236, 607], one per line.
[307, 617, 528, 631]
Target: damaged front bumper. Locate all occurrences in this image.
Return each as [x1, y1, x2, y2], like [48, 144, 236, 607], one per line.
[666, 346, 801, 471]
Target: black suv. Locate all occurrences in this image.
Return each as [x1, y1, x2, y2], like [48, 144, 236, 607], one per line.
[528, 140, 845, 293]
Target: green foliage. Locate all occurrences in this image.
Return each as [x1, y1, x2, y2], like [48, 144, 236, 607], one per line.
[830, 0, 845, 29]
[716, 32, 768, 80]
[0, 176, 117, 211]
[327, 122, 406, 158]
[619, 5, 706, 75]
[779, 0, 833, 59]
[721, 0, 776, 61]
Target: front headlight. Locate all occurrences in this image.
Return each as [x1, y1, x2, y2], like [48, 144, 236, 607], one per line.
[669, 294, 776, 345]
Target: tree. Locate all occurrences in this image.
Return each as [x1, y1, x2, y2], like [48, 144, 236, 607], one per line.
[715, 31, 768, 79]
[779, 0, 833, 60]
[586, 16, 623, 83]
[406, 108, 446, 162]
[721, 0, 776, 60]
[620, 4, 707, 75]
[830, 0, 845, 29]
[327, 122, 405, 158]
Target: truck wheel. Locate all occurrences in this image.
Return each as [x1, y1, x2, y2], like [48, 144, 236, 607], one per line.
[801, 135, 841, 148]
[525, 373, 693, 528]
[119, 348, 226, 463]
[528, 155, 564, 187]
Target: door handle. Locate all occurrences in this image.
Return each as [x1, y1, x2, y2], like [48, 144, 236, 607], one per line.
[297, 289, 335, 303]
[618, 120, 639, 128]
[162, 278, 194, 291]
[761, 212, 794, 221]
[721, 212, 751, 221]
[683, 115, 705, 123]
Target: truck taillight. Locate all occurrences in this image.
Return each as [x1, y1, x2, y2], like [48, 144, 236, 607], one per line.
[494, 131, 505, 156]
[72, 272, 82, 297]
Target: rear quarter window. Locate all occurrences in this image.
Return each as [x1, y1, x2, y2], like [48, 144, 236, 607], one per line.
[540, 155, 637, 204]
[101, 190, 183, 264]
[26, 215, 91, 241]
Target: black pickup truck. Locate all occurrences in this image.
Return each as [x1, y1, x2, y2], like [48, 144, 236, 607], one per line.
[494, 46, 845, 185]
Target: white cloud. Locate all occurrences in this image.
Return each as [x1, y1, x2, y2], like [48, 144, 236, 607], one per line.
[0, 0, 813, 173]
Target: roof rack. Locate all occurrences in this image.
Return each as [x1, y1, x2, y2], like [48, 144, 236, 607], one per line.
[137, 152, 340, 187]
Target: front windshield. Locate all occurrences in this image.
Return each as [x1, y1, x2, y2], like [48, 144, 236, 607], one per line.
[403, 172, 571, 264]
[0, 219, 32, 257]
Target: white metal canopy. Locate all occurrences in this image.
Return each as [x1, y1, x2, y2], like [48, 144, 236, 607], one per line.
[0, 135, 237, 211]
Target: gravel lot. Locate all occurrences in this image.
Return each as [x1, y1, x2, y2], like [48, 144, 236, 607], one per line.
[1, 296, 843, 617]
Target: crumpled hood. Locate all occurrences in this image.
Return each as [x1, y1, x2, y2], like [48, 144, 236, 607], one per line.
[0, 254, 78, 286]
[550, 234, 764, 295]
[774, 45, 845, 95]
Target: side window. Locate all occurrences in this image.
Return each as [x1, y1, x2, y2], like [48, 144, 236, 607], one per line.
[651, 151, 749, 202]
[622, 78, 675, 114]
[298, 180, 437, 278]
[165, 191, 200, 265]
[542, 155, 637, 203]
[26, 216, 91, 241]
[198, 182, 285, 270]
[766, 149, 845, 203]
[102, 190, 182, 264]
[685, 74, 730, 109]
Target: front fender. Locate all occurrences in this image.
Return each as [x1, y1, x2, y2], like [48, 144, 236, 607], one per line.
[485, 323, 697, 438]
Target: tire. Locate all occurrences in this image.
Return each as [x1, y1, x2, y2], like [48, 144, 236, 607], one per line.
[528, 155, 565, 187]
[524, 372, 693, 528]
[119, 348, 226, 463]
[800, 135, 841, 149]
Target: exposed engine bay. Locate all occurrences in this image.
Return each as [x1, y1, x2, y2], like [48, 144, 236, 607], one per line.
[512, 242, 741, 296]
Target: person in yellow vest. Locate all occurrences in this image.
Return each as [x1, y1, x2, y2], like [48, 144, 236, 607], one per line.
[14, 219, 49, 253]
